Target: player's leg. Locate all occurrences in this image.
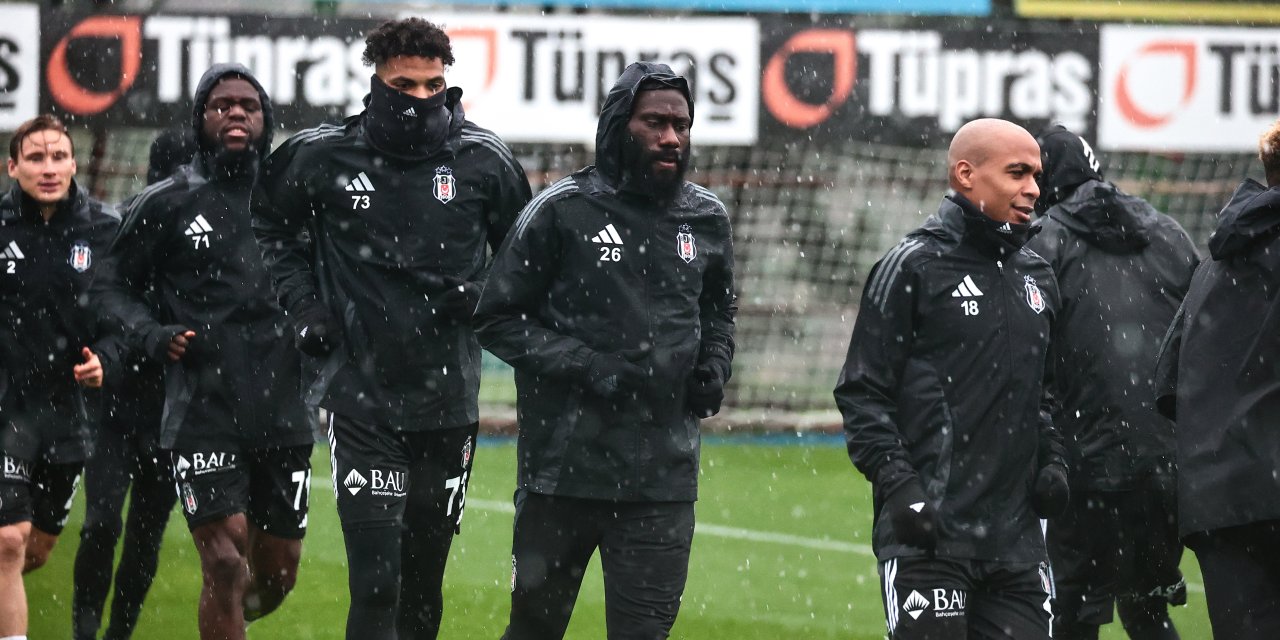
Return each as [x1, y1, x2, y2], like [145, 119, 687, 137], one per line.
[72, 428, 132, 639]
[966, 561, 1053, 640]
[1046, 490, 1118, 640]
[24, 460, 82, 572]
[1115, 467, 1183, 640]
[397, 424, 477, 639]
[242, 444, 311, 621]
[502, 491, 602, 640]
[878, 556, 971, 640]
[598, 500, 694, 640]
[0, 455, 35, 637]
[171, 447, 254, 640]
[329, 413, 411, 640]
[190, 514, 252, 640]
[1188, 520, 1280, 640]
[102, 440, 177, 640]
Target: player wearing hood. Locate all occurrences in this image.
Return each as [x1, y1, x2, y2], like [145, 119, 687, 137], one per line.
[475, 61, 737, 640]
[1155, 120, 1280, 639]
[1028, 125, 1198, 640]
[0, 114, 122, 640]
[93, 64, 312, 640]
[835, 119, 1068, 640]
[252, 18, 531, 640]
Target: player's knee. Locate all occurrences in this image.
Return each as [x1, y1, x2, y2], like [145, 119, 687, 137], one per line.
[0, 525, 28, 567]
[21, 530, 56, 573]
[201, 547, 248, 588]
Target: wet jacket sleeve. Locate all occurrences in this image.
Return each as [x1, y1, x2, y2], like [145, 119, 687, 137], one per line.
[474, 150, 533, 291]
[1037, 339, 1068, 470]
[1153, 299, 1186, 420]
[698, 215, 737, 381]
[251, 142, 324, 321]
[92, 195, 173, 361]
[474, 200, 597, 382]
[833, 257, 919, 495]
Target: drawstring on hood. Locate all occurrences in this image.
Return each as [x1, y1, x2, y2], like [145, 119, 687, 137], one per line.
[595, 61, 694, 189]
[363, 77, 463, 160]
[1208, 178, 1280, 260]
[1035, 124, 1103, 215]
[191, 63, 274, 180]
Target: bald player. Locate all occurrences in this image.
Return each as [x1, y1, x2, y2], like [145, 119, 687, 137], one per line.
[835, 118, 1070, 639]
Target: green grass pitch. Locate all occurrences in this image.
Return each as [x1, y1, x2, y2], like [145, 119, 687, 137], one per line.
[26, 439, 1212, 638]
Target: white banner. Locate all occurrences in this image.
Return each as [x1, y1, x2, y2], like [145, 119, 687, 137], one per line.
[0, 4, 40, 131]
[1099, 24, 1280, 152]
[423, 13, 759, 145]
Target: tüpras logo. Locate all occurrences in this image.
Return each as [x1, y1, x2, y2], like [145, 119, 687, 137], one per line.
[344, 469, 367, 495]
[902, 590, 929, 620]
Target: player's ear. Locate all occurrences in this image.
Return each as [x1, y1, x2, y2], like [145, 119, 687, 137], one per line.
[6, 158, 16, 178]
[954, 160, 974, 189]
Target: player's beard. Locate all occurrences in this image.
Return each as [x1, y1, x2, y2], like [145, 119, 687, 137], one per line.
[207, 140, 259, 179]
[620, 133, 689, 200]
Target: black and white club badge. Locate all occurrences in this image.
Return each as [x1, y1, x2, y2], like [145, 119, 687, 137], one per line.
[1024, 275, 1046, 314]
[69, 240, 92, 273]
[676, 224, 697, 263]
[433, 166, 456, 203]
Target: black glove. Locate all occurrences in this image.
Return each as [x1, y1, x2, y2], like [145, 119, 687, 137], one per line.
[585, 353, 646, 400]
[1032, 463, 1070, 518]
[883, 478, 937, 552]
[293, 306, 342, 358]
[436, 278, 482, 322]
[685, 364, 726, 418]
[142, 324, 192, 362]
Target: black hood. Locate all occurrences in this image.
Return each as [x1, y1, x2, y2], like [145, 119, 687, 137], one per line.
[191, 63, 274, 156]
[595, 61, 693, 185]
[1208, 178, 1280, 260]
[1035, 124, 1103, 214]
[1043, 179, 1155, 253]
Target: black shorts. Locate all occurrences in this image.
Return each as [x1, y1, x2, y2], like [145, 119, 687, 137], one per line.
[0, 454, 82, 535]
[1046, 472, 1186, 627]
[170, 445, 312, 539]
[879, 556, 1052, 640]
[326, 413, 477, 531]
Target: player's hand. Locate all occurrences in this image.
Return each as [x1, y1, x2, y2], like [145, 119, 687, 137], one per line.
[168, 330, 197, 362]
[884, 478, 937, 552]
[685, 364, 726, 418]
[73, 347, 104, 388]
[585, 353, 646, 400]
[293, 307, 342, 357]
[1032, 463, 1070, 517]
[435, 278, 482, 322]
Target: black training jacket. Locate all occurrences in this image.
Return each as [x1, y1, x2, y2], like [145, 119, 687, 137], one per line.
[0, 180, 121, 462]
[252, 92, 531, 431]
[1028, 180, 1198, 490]
[835, 196, 1065, 563]
[474, 62, 737, 503]
[94, 64, 310, 452]
[1156, 178, 1280, 538]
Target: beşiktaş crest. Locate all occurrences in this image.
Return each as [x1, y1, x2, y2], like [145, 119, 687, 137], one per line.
[1024, 274, 1045, 314]
[69, 240, 92, 273]
[433, 166, 456, 204]
[676, 223, 697, 263]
